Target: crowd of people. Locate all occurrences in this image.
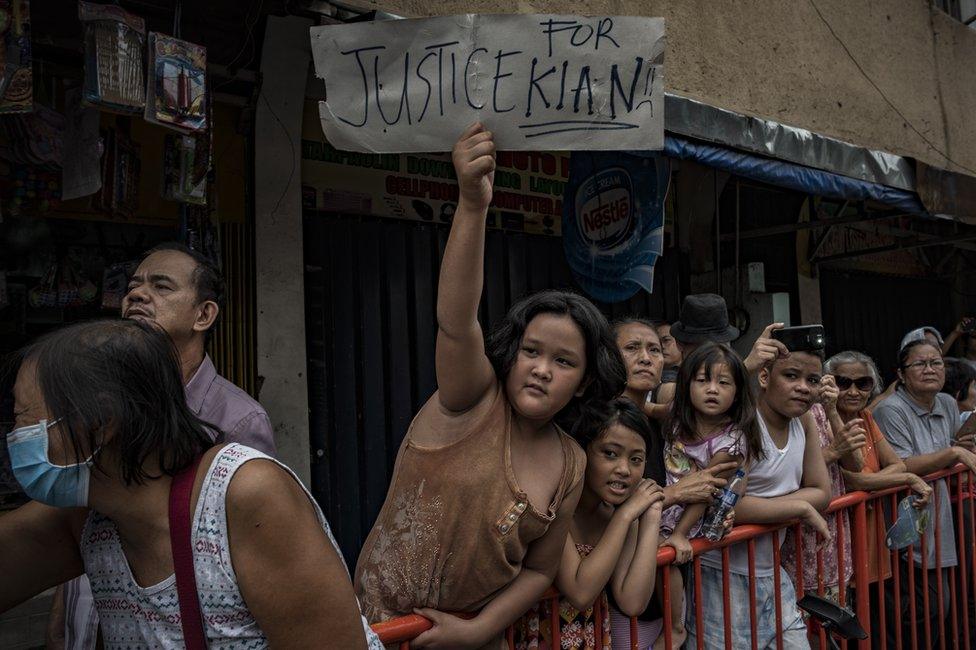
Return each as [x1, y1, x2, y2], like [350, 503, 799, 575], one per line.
[2, 124, 976, 649]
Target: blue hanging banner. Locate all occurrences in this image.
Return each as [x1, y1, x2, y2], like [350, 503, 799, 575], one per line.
[562, 152, 670, 303]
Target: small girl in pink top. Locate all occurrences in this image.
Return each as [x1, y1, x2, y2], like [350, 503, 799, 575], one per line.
[657, 342, 764, 648]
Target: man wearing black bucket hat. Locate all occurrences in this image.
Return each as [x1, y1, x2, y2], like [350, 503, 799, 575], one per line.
[650, 294, 790, 419]
[669, 293, 739, 351]
[670, 293, 790, 373]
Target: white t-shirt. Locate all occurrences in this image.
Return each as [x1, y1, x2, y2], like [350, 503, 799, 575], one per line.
[700, 413, 806, 576]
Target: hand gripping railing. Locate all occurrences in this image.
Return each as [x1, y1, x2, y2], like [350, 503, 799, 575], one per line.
[369, 464, 976, 650]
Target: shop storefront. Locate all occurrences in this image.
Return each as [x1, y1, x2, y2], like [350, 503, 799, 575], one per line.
[0, 0, 259, 531]
[295, 12, 976, 560]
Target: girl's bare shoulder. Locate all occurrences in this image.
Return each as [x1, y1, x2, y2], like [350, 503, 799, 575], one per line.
[408, 382, 503, 448]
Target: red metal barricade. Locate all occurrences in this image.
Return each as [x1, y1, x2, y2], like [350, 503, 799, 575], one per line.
[369, 464, 976, 650]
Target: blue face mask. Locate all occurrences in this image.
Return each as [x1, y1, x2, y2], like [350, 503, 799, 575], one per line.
[6, 417, 92, 508]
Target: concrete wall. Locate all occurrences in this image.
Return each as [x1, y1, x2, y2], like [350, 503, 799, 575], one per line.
[255, 15, 315, 484]
[355, 0, 976, 176]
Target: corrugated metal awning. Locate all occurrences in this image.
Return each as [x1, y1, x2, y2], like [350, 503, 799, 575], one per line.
[665, 92, 916, 192]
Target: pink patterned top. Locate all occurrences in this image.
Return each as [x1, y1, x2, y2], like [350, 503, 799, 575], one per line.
[81, 444, 381, 649]
[781, 404, 853, 591]
[661, 423, 744, 537]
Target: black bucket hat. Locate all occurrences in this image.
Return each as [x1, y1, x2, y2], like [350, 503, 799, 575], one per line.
[670, 293, 739, 344]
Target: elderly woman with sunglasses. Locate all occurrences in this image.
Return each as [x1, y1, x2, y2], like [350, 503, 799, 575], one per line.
[824, 351, 934, 648]
[825, 350, 932, 504]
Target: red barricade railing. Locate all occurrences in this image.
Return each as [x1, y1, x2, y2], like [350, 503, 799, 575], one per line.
[370, 464, 976, 650]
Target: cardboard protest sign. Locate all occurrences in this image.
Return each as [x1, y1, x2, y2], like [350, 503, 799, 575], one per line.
[310, 14, 664, 153]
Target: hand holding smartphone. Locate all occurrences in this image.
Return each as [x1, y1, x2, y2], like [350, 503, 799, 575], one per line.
[955, 414, 976, 452]
[771, 325, 826, 353]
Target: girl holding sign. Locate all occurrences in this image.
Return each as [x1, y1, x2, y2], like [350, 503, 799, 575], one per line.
[354, 124, 627, 648]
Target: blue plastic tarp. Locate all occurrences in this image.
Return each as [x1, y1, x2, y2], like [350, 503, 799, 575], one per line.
[662, 135, 926, 215]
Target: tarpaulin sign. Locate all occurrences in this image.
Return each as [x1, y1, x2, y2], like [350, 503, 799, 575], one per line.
[562, 152, 670, 302]
[309, 14, 665, 153]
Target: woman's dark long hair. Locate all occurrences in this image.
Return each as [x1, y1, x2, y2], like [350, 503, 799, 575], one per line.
[486, 290, 627, 428]
[14, 319, 214, 485]
[666, 342, 764, 463]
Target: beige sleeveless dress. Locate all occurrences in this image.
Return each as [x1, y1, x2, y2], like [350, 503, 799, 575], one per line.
[355, 382, 585, 636]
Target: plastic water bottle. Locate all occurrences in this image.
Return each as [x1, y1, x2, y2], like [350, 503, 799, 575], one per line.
[701, 469, 746, 542]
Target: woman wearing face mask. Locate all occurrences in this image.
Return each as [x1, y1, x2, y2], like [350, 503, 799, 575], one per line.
[0, 319, 380, 649]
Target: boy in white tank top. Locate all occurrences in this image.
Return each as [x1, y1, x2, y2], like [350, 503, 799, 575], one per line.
[689, 351, 833, 649]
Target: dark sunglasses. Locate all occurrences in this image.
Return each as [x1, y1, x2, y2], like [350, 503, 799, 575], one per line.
[835, 375, 875, 392]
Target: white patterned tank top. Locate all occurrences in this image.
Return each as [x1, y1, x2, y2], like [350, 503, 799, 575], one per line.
[81, 443, 382, 649]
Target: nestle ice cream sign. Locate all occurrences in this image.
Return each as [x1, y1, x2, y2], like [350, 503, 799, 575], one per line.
[563, 153, 669, 302]
[577, 168, 633, 250]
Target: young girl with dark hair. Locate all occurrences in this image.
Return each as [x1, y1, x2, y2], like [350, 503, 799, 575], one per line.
[655, 342, 762, 648]
[0, 319, 379, 648]
[354, 124, 627, 649]
[688, 349, 833, 649]
[515, 399, 665, 650]
[609, 320, 738, 649]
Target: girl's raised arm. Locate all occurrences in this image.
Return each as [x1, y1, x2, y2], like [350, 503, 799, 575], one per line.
[435, 123, 499, 412]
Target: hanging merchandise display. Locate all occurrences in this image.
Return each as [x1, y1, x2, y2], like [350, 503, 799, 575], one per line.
[100, 259, 137, 310]
[94, 126, 140, 217]
[0, 0, 32, 114]
[0, 106, 64, 216]
[28, 252, 98, 309]
[0, 104, 64, 166]
[180, 203, 220, 264]
[79, 1, 146, 113]
[0, 161, 60, 216]
[561, 151, 670, 303]
[163, 133, 206, 204]
[145, 33, 207, 133]
[62, 87, 104, 200]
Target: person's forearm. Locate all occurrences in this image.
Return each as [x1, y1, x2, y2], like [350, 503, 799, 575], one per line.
[903, 448, 960, 477]
[470, 568, 552, 642]
[613, 515, 661, 616]
[436, 200, 486, 337]
[734, 496, 815, 525]
[822, 446, 839, 466]
[824, 409, 864, 472]
[672, 503, 706, 539]
[841, 468, 915, 492]
[662, 485, 678, 508]
[643, 400, 670, 422]
[559, 514, 633, 610]
[838, 449, 864, 472]
[944, 330, 961, 355]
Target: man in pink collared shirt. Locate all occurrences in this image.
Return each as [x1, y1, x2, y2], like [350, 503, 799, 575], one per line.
[49, 242, 275, 649]
[122, 242, 275, 455]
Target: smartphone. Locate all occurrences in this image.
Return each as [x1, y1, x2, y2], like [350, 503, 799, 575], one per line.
[771, 325, 826, 353]
[962, 318, 976, 334]
[955, 413, 976, 447]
